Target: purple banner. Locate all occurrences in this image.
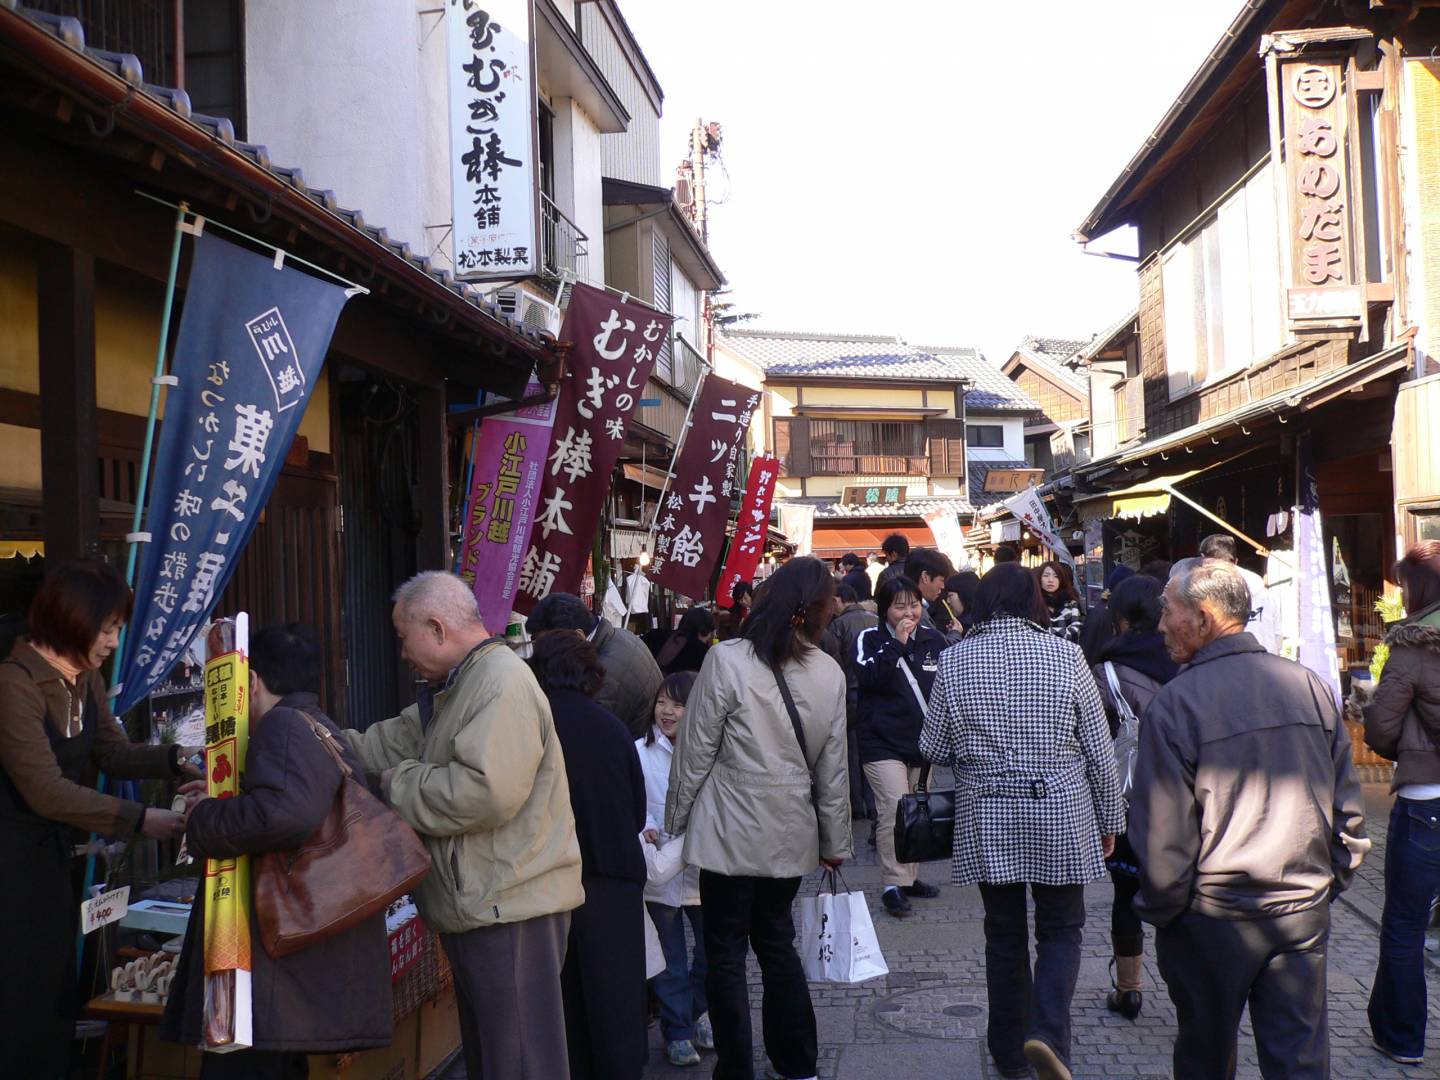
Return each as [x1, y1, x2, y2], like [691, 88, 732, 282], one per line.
[458, 377, 557, 633]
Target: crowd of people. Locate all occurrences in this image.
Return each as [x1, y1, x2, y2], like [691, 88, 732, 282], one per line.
[4, 537, 1440, 1079]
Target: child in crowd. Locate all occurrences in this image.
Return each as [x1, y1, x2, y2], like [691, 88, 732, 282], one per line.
[635, 671, 711, 1067]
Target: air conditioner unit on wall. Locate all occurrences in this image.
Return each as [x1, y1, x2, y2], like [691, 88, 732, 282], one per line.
[487, 288, 561, 336]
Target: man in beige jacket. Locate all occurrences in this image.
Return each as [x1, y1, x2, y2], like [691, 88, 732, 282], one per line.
[345, 571, 583, 1080]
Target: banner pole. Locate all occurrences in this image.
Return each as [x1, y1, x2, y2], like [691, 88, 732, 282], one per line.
[644, 356, 711, 557]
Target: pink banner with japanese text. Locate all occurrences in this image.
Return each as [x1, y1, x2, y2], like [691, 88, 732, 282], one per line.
[716, 455, 779, 607]
[513, 283, 673, 613]
[650, 375, 759, 599]
[458, 376, 558, 632]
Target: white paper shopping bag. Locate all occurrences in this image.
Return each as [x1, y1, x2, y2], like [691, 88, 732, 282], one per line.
[798, 871, 889, 983]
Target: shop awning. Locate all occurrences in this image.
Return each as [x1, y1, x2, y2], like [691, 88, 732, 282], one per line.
[1075, 469, 1209, 522]
[811, 524, 935, 558]
[621, 463, 672, 491]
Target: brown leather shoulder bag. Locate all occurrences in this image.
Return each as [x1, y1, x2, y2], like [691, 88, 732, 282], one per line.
[254, 709, 432, 958]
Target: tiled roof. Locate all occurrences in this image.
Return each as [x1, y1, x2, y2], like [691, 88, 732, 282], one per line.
[968, 459, 1035, 509]
[1013, 335, 1090, 395]
[1022, 335, 1089, 361]
[780, 495, 975, 520]
[718, 329, 1038, 413]
[7, 4, 546, 350]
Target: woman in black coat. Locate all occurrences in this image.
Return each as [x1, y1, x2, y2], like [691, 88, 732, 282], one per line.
[854, 574, 948, 919]
[654, 606, 716, 676]
[529, 630, 648, 1080]
[163, 625, 392, 1079]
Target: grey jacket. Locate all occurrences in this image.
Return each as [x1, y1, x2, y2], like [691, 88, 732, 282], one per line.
[666, 639, 852, 878]
[593, 619, 664, 739]
[821, 603, 878, 725]
[1128, 632, 1369, 926]
[1363, 602, 1440, 791]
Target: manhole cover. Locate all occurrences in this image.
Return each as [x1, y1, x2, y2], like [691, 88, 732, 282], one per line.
[873, 985, 987, 1040]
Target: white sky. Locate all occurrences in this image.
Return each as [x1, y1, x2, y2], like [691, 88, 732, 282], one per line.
[615, 0, 1245, 363]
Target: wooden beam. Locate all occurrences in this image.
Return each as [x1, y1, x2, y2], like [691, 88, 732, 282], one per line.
[37, 242, 99, 563]
[415, 385, 449, 571]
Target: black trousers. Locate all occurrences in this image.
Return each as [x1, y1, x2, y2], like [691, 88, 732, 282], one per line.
[199, 1049, 309, 1079]
[561, 875, 647, 1080]
[1155, 905, 1330, 1080]
[699, 871, 816, 1080]
[977, 883, 1086, 1074]
[0, 825, 75, 1079]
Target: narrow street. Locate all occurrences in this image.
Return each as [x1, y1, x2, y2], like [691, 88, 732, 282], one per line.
[629, 784, 1433, 1080]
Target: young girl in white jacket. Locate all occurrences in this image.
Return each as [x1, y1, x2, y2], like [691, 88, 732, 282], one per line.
[635, 671, 712, 1068]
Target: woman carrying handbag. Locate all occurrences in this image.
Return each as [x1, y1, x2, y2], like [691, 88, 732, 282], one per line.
[665, 557, 852, 1080]
[163, 625, 399, 1079]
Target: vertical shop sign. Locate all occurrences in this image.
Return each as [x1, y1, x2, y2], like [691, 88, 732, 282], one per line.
[447, 0, 541, 280]
[116, 233, 354, 714]
[512, 283, 673, 611]
[1001, 486, 1074, 567]
[1295, 432, 1343, 705]
[649, 376, 757, 598]
[1280, 57, 1362, 326]
[716, 455, 780, 606]
[457, 376, 558, 631]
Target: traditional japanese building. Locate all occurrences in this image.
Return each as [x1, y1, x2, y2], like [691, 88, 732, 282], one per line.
[1001, 335, 1091, 474]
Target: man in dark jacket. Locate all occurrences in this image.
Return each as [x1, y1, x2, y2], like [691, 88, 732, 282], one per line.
[1128, 561, 1369, 1080]
[876, 533, 911, 590]
[164, 624, 393, 1077]
[821, 584, 878, 821]
[839, 553, 872, 602]
[526, 592, 663, 739]
[904, 547, 956, 633]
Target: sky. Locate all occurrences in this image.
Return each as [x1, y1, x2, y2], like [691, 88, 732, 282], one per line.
[615, 0, 1245, 364]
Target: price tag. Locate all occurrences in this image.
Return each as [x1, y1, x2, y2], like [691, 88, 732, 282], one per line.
[80, 885, 130, 935]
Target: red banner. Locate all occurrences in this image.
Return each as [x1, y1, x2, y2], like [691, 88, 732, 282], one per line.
[715, 455, 779, 607]
[650, 376, 758, 599]
[513, 283, 673, 612]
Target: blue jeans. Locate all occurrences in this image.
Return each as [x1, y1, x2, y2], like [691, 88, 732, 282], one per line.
[648, 901, 708, 1043]
[1370, 796, 1440, 1058]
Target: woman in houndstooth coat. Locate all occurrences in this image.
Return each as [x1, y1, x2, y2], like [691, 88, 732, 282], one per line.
[920, 563, 1124, 1080]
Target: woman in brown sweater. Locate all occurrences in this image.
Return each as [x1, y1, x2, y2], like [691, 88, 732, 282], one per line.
[0, 559, 197, 1076]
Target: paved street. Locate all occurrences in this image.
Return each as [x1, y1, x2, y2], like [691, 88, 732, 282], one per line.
[633, 782, 1440, 1080]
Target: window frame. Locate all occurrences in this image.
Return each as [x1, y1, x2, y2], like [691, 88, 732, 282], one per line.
[965, 423, 1005, 449]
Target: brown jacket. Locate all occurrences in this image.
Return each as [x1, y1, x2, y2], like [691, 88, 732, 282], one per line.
[1364, 602, 1440, 790]
[0, 639, 177, 835]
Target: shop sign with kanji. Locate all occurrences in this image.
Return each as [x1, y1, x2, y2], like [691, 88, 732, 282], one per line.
[512, 283, 674, 611]
[115, 232, 354, 713]
[650, 375, 759, 599]
[447, 0, 541, 280]
[716, 454, 780, 608]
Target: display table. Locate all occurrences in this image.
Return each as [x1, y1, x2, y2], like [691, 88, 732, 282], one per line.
[82, 995, 170, 1080]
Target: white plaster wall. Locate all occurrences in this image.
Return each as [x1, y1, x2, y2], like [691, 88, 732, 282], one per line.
[244, 1, 428, 256]
[564, 99, 606, 286]
[965, 416, 1026, 462]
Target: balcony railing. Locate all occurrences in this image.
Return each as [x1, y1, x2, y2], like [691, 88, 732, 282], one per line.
[541, 192, 589, 281]
[671, 334, 705, 397]
[811, 451, 930, 476]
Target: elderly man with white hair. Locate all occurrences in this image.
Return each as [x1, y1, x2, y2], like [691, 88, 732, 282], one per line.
[1128, 559, 1369, 1080]
[345, 571, 583, 1080]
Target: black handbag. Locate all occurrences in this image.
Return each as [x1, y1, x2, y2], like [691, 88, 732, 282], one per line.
[894, 764, 955, 864]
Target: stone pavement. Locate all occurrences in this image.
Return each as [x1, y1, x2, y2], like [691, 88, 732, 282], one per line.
[635, 782, 1440, 1079]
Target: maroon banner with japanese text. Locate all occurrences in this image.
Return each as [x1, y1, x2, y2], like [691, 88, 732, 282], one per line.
[716, 455, 779, 607]
[650, 376, 759, 599]
[513, 283, 673, 612]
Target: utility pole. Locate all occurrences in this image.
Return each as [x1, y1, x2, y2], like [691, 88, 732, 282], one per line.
[691, 118, 709, 243]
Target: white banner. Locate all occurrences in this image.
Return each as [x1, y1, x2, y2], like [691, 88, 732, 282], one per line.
[923, 508, 970, 570]
[447, 1, 540, 280]
[1001, 487, 1074, 566]
[777, 503, 816, 556]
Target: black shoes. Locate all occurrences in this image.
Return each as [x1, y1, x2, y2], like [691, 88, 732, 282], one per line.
[881, 887, 912, 917]
[901, 880, 940, 899]
[1106, 989, 1143, 1020]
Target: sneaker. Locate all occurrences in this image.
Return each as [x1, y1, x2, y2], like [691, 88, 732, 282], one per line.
[1373, 1041, 1424, 1066]
[1023, 1038, 1072, 1080]
[694, 1011, 714, 1050]
[667, 1039, 701, 1066]
[881, 886, 912, 918]
[901, 880, 940, 899]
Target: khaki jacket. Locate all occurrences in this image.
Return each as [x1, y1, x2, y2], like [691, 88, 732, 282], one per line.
[345, 640, 583, 933]
[666, 639, 852, 878]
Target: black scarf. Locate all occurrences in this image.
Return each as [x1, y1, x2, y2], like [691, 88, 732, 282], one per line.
[1096, 630, 1179, 686]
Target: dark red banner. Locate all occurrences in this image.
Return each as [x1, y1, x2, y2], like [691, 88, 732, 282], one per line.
[513, 283, 673, 612]
[650, 375, 760, 599]
[715, 455, 780, 607]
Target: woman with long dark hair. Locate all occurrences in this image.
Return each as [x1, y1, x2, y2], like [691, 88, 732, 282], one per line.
[854, 575, 947, 918]
[654, 606, 716, 676]
[1036, 560, 1083, 642]
[1364, 540, 1440, 1065]
[921, 563, 1122, 1080]
[528, 631, 648, 1080]
[666, 556, 851, 1080]
[1090, 575, 1178, 1020]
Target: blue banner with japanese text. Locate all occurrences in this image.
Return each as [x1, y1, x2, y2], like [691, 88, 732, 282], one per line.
[115, 231, 354, 713]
